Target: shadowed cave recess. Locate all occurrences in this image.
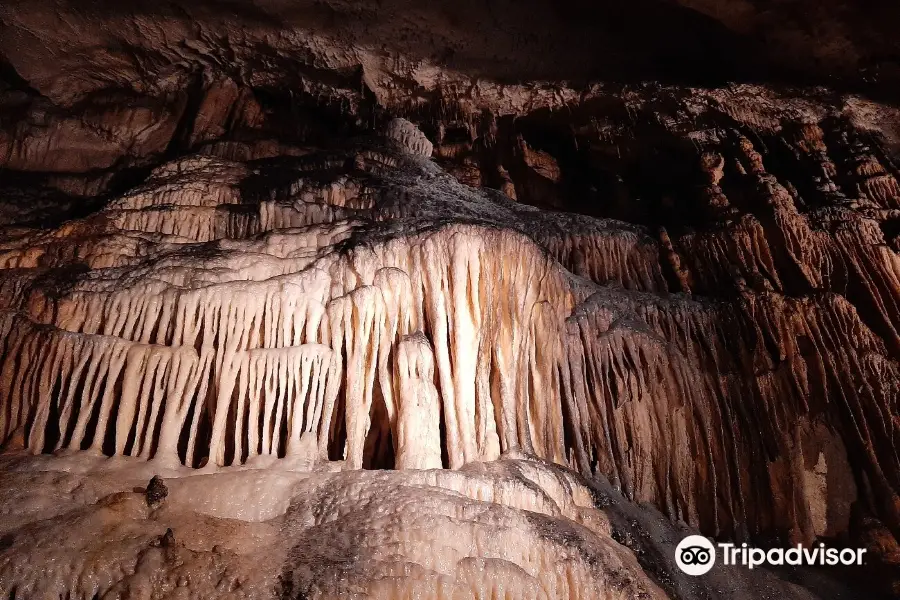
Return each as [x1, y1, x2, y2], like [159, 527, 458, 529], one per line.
[0, 0, 899, 598]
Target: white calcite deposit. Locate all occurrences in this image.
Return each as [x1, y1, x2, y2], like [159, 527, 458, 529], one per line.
[0, 453, 836, 600]
[0, 116, 897, 598]
[0, 132, 897, 545]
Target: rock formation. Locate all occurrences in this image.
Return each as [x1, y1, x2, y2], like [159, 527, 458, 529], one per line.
[0, 1, 898, 598]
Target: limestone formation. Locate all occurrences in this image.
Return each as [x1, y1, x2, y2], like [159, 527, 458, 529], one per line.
[385, 118, 434, 158]
[0, 1, 899, 599]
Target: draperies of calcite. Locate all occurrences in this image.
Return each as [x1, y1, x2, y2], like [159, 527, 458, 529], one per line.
[0, 140, 897, 547]
[0, 223, 576, 470]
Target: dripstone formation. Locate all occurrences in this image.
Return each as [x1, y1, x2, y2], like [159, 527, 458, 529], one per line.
[0, 1, 898, 598]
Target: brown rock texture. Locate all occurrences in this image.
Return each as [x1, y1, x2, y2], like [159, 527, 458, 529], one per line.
[0, 1, 898, 599]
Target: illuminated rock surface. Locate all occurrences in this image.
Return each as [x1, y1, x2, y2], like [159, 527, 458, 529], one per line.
[0, 1, 899, 598]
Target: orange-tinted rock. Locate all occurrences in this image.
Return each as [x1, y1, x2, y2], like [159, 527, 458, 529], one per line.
[0, 2, 898, 598]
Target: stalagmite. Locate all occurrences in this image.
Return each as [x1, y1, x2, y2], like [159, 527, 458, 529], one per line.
[394, 333, 443, 469]
[384, 118, 434, 158]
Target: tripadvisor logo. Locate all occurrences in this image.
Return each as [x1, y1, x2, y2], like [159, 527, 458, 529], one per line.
[675, 535, 867, 576]
[676, 535, 716, 575]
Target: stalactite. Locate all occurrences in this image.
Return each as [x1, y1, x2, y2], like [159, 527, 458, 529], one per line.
[327, 286, 385, 469]
[0, 128, 897, 548]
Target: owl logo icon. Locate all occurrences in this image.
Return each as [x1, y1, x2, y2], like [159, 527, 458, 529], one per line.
[675, 535, 716, 576]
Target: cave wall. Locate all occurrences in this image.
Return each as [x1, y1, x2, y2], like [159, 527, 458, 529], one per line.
[0, 1, 899, 597]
